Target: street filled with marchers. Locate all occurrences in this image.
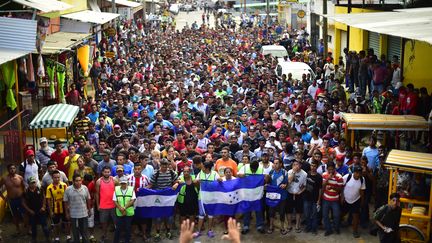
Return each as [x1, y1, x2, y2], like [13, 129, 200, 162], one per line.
[1, 2, 431, 243]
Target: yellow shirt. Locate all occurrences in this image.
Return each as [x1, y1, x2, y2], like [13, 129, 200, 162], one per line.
[46, 182, 68, 214]
[64, 154, 80, 181]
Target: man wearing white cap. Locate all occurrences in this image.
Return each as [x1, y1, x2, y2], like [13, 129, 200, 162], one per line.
[36, 137, 54, 169]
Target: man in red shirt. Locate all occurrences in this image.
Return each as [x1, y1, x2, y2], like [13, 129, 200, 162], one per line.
[322, 161, 344, 236]
[405, 84, 418, 115]
[175, 150, 192, 175]
[173, 130, 186, 152]
[50, 140, 68, 175]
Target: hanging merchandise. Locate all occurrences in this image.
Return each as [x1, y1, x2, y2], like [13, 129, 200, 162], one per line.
[57, 63, 66, 103]
[46, 59, 56, 99]
[0, 60, 18, 110]
[77, 45, 90, 77]
[26, 54, 35, 83]
[65, 56, 73, 83]
[37, 54, 45, 79]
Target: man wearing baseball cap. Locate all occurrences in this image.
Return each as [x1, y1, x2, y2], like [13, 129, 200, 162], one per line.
[19, 149, 41, 188]
[36, 137, 54, 170]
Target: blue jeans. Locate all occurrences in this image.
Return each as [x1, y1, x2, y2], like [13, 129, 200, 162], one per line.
[322, 200, 341, 232]
[371, 82, 384, 94]
[243, 211, 264, 230]
[114, 216, 133, 243]
[29, 212, 49, 240]
[303, 200, 318, 232]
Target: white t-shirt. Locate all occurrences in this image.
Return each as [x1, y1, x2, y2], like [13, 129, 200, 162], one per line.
[343, 174, 366, 204]
[307, 84, 318, 98]
[23, 161, 40, 187]
[310, 137, 323, 148]
[287, 169, 307, 194]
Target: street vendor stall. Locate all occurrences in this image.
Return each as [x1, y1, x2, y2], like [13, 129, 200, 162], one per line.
[341, 113, 429, 148]
[384, 150, 432, 242]
[29, 103, 79, 147]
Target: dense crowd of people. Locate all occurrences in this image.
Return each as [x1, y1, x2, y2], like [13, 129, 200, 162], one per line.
[1, 8, 431, 243]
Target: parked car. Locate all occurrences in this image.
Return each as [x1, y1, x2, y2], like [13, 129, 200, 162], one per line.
[169, 4, 180, 15]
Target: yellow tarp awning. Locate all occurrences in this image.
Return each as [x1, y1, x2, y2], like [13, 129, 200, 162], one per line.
[384, 150, 432, 173]
[341, 113, 429, 131]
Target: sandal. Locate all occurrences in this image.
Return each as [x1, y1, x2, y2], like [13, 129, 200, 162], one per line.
[295, 228, 302, 233]
[280, 228, 288, 235]
[267, 228, 274, 234]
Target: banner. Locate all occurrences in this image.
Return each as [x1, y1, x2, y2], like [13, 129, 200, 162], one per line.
[135, 187, 180, 218]
[200, 175, 264, 216]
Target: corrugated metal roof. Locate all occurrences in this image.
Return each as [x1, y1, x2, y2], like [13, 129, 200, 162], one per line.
[105, 0, 141, 8]
[61, 10, 120, 24]
[12, 0, 73, 13]
[0, 17, 36, 52]
[41, 32, 91, 54]
[326, 8, 432, 44]
[341, 113, 429, 131]
[385, 149, 432, 173]
[0, 49, 30, 65]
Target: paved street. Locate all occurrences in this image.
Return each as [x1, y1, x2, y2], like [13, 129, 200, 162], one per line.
[0, 214, 379, 243]
[174, 9, 216, 30]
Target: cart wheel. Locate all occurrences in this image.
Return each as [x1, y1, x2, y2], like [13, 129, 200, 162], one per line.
[399, 224, 426, 243]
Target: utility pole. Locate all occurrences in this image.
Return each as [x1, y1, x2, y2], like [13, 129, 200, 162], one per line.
[323, 0, 328, 57]
[266, 0, 270, 26]
[112, 0, 116, 27]
[143, 0, 146, 26]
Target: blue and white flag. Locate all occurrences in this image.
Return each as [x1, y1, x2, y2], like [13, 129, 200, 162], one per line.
[265, 185, 284, 208]
[200, 175, 264, 216]
[135, 187, 180, 218]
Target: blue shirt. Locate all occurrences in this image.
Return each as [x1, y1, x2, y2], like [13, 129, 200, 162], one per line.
[336, 164, 350, 176]
[148, 120, 174, 132]
[362, 146, 379, 171]
[87, 112, 99, 123]
[111, 162, 134, 176]
[141, 164, 155, 179]
[270, 169, 288, 200]
[301, 132, 312, 143]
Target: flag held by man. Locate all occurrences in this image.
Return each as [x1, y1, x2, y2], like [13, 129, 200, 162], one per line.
[135, 187, 180, 218]
[200, 175, 264, 216]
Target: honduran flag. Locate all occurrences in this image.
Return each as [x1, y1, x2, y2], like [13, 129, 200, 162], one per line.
[265, 185, 284, 208]
[135, 187, 180, 218]
[200, 175, 264, 216]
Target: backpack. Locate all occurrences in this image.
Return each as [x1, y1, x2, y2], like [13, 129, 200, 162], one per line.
[346, 173, 364, 185]
[20, 159, 41, 174]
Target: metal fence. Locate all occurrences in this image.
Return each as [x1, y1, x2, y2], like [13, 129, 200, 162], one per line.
[0, 110, 32, 172]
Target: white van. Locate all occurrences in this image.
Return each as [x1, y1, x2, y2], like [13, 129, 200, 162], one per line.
[260, 45, 288, 58]
[169, 4, 180, 15]
[275, 61, 316, 81]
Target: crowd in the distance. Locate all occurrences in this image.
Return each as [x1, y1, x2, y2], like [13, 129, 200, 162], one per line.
[2, 10, 431, 243]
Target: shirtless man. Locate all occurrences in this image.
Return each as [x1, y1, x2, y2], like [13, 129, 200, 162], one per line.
[0, 164, 25, 235]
